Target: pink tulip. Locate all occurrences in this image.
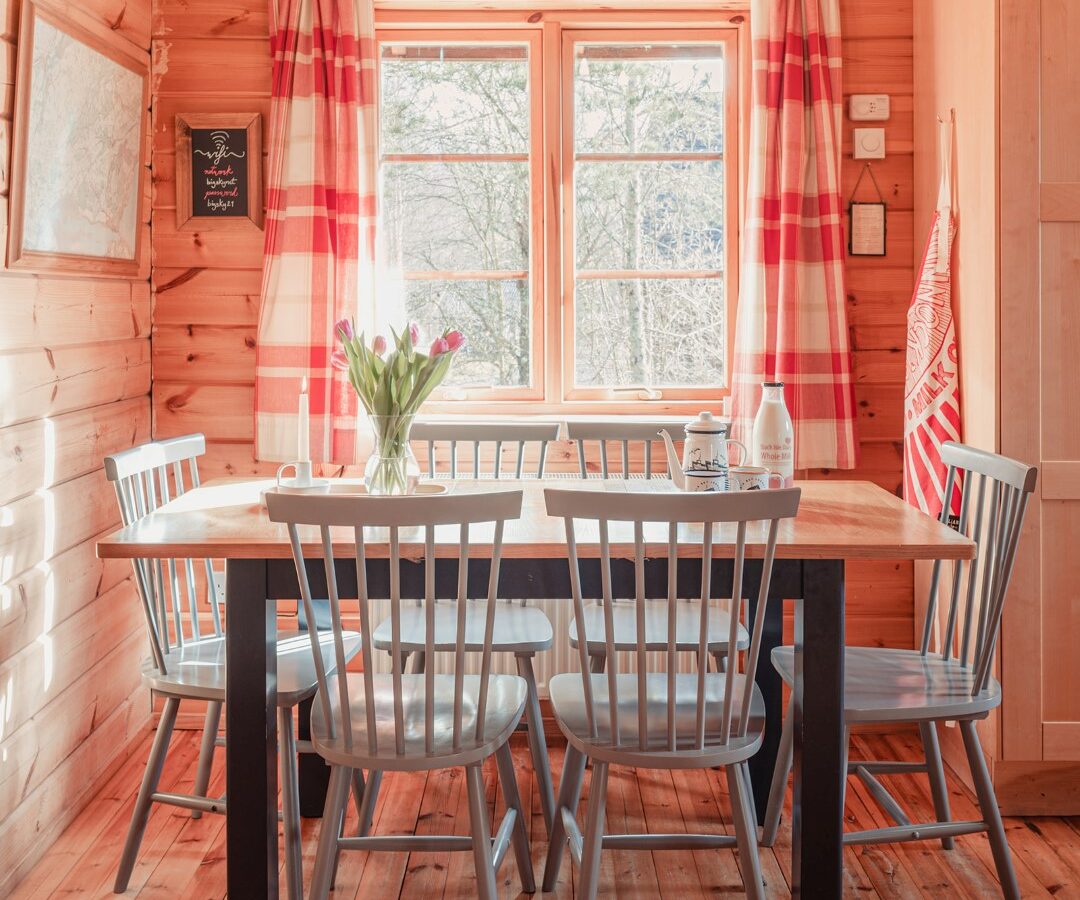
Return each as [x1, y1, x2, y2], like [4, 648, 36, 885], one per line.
[372, 334, 387, 355]
[331, 349, 350, 370]
[335, 318, 354, 342]
[408, 322, 421, 346]
[429, 337, 450, 358]
[444, 330, 466, 351]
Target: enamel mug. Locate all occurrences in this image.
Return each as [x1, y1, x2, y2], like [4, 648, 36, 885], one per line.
[726, 465, 784, 492]
[684, 470, 728, 492]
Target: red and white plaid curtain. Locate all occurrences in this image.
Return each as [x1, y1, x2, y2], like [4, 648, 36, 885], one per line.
[254, 0, 377, 463]
[731, 0, 858, 470]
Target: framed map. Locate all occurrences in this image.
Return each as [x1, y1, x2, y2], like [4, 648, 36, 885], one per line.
[7, 1, 148, 275]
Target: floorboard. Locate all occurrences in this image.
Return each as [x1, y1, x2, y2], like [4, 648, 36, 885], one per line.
[10, 730, 1079, 898]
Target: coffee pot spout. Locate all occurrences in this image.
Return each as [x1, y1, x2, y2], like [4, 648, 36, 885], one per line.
[658, 430, 686, 490]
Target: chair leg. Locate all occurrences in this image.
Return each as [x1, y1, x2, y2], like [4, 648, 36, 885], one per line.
[920, 720, 956, 849]
[711, 651, 728, 672]
[729, 761, 766, 900]
[517, 653, 555, 833]
[578, 760, 609, 900]
[761, 701, 794, 847]
[466, 763, 498, 900]
[329, 768, 351, 890]
[349, 767, 366, 822]
[278, 707, 303, 900]
[357, 769, 382, 837]
[542, 743, 587, 891]
[191, 700, 221, 819]
[496, 742, 536, 893]
[114, 695, 180, 893]
[960, 720, 1020, 900]
[310, 765, 350, 900]
[408, 650, 426, 674]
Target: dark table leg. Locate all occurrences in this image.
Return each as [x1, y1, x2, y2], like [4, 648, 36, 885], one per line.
[747, 565, 786, 824]
[225, 558, 278, 898]
[297, 695, 331, 816]
[792, 559, 845, 898]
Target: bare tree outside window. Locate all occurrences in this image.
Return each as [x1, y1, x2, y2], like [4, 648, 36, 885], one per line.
[572, 43, 727, 389]
[380, 44, 533, 388]
[378, 33, 731, 401]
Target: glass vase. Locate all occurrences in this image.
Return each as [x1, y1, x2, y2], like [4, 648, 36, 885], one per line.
[364, 414, 421, 495]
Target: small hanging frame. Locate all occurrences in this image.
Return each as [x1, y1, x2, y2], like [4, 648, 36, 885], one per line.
[848, 163, 887, 257]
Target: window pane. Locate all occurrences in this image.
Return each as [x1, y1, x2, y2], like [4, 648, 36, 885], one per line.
[575, 160, 724, 271]
[380, 45, 529, 154]
[382, 161, 529, 272]
[574, 45, 725, 154]
[403, 279, 531, 387]
[574, 278, 724, 387]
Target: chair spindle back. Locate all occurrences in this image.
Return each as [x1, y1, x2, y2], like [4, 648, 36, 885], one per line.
[918, 441, 1037, 694]
[565, 420, 684, 479]
[411, 421, 561, 479]
[104, 434, 221, 676]
[266, 489, 523, 758]
[544, 487, 800, 753]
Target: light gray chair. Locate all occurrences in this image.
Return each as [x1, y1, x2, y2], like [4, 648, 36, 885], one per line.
[104, 435, 361, 899]
[565, 418, 684, 479]
[412, 419, 561, 479]
[266, 488, 534, 900]
[370, 419, 561, 831]
[564, 418, 748, 673]
[761, 441, 1037, 900]
[541, 486, 802, 900]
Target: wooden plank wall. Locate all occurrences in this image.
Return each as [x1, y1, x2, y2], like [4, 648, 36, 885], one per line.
[0, 0, 153, 891]
[149, 0, 914, 650]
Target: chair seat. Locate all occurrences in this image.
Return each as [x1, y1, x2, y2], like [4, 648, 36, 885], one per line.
[770, 645, 1002, 723]
[371, 601, 553, 654]
[548, 672, 765, 768]
[142, 629, 362, 707]
[569, 600, 749, 654]
[310, 673, 528, 770]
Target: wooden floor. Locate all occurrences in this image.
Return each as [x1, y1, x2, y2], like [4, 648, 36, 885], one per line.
[10, 728, 1080, 898]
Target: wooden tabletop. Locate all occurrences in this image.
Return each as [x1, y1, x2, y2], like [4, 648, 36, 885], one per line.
[96, 478, 975, 562]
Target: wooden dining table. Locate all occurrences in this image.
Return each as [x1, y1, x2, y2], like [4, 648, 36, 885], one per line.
[97, 476, 974, 899]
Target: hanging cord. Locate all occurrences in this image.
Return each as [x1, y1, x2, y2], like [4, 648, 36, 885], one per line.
[849, 162, 886, 205]
[935, 109, 956, 274]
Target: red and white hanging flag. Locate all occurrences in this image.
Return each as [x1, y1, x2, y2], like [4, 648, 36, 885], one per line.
[904, 118, 961, 520]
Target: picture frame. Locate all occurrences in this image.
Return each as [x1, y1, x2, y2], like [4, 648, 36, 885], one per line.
[848, 201, 887, 257]
[7, 0, 149, 276]
[175, 113, 264, 231]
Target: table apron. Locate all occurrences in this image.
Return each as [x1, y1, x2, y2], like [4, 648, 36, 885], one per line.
[265, 557, 804, 601]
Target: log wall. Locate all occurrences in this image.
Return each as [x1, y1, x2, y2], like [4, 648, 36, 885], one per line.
[0, 0, 153, 891]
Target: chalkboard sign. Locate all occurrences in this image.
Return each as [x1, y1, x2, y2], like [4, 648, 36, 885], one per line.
[175, 113, 263, 230]
[190, 127, 249, 216]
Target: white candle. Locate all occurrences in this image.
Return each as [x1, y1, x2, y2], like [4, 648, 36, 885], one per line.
[298, 376, 310, 462]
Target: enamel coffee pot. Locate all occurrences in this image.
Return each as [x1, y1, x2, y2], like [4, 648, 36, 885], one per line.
[659, 411, 748, 491]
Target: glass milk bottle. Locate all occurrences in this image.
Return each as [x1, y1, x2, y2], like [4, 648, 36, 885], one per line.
[752, 382, 795, 487]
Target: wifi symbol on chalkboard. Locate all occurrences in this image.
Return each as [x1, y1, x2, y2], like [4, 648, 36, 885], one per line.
[210, 131, 231, 152]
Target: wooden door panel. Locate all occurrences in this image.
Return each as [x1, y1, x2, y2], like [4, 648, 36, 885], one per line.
[1041, 503, 1080, 725]
[1040, 223, 1080, 459]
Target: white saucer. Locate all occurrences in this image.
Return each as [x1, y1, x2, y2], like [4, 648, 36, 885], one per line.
[275, 477, 332, 494]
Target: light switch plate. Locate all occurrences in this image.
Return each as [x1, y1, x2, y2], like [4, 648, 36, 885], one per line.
[849, 94, 890, 121]
[853, 127, 886, 159]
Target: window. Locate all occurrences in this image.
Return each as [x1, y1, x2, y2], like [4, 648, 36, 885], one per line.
[377, 17, 739, 409]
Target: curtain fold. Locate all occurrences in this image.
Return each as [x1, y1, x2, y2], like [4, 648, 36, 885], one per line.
[731, 0, 858, 470]
[254, 0, 377, 464]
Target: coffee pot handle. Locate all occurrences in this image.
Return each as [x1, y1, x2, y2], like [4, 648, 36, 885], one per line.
[724, 439, 749, 466]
